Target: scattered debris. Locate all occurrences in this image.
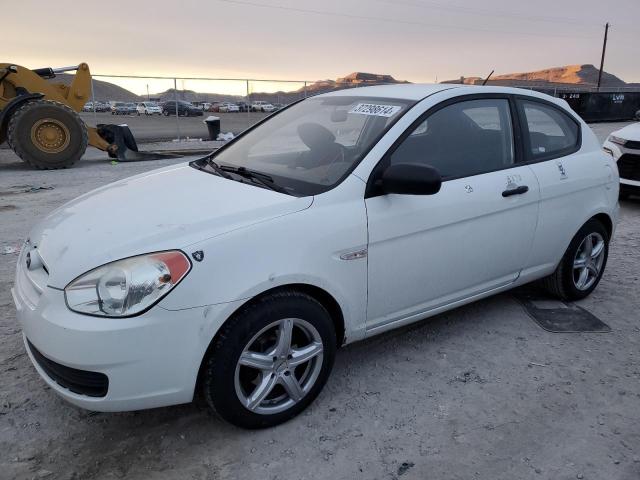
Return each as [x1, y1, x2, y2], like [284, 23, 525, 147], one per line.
[0, 185, 54, 196]
[2, 245, 19, 255]
[398, 462, 415, 476]
[528, 362, 549, 368]
[449, 369, 486, 384]
[216, 132, 235, 142]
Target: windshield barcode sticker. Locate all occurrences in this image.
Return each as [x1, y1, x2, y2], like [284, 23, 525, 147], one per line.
[349, 103, 401, 117]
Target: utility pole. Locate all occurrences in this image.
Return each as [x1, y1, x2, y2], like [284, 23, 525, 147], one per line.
[597, 22, 609, 91]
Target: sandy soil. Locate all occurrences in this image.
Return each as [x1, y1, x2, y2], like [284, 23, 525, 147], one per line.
[1, 123, 639, 480]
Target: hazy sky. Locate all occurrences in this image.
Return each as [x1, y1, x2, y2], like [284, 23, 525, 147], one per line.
[6, 0, 640, 94]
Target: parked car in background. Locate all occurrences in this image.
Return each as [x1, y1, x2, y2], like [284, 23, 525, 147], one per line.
[208, 102, 221, 112]
[603, 122, 640, 199]
[111, 102, 137, 115]
[137, 102, 162, 115]
[14, 84, 618, 429]
[236, 101, 251, 112]
[272, 103, 286, 112]
[95, 102, 111, 112]
[82, 102, 94, 112]
[251, 100, 275, 112]
[219, 102, 240, 113]
[192, 102, 212, 111]
[161, 100, 204, 117]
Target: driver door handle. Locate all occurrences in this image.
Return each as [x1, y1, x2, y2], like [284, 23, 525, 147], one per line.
[502, 185, 529, 197]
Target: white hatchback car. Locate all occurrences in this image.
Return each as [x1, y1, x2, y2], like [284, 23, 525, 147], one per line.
[137, 102, 162, 115]
[602, 122, 640, 199]
[13, 85, 619, 428]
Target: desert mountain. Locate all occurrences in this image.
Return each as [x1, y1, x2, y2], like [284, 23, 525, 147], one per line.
[46, 66, 636, 105]
[442, 64, 634, 88]
[48, 73, 141, 101]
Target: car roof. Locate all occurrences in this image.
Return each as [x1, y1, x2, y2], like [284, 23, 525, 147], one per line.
[317, 83, 456, 100]
[317, 83, 567, 106]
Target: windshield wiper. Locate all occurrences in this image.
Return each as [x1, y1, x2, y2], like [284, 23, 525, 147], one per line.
[218, 165, 289, 194]
[203, 158, 234, 179]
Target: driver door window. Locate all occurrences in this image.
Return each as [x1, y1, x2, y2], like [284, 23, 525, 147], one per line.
[389, 99, 514, 179]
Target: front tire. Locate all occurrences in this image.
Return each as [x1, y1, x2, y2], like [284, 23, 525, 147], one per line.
[541, 219, 609, 301]
[7, 100, 87, 169]
[201, 291, 336, 429]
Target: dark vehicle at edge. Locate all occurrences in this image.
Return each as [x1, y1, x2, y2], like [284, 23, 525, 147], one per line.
[161, 100, 204, 117]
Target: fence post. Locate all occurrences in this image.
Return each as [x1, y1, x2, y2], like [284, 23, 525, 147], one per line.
[90, 77, 97, 125]
[173, 78, 181, 141]
[246, 79, 250, 120]
[304, 81, 307, 99]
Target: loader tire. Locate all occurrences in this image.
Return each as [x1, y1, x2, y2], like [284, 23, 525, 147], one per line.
[8, 100, 87, 169]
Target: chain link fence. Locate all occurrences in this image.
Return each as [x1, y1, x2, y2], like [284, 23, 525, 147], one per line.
[82, 74, 640, 143]
[83, 75, 312, 143]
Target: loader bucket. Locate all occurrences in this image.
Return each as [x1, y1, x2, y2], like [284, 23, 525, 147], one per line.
[96, 124, 178, 162]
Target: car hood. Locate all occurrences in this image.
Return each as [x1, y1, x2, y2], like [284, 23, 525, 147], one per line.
[29, 163, 312, 288]
[613, 122, 640, 142]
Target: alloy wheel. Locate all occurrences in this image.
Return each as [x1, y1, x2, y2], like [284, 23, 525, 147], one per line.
[573, 232, 605, 291]
[234, 318, 324, 415]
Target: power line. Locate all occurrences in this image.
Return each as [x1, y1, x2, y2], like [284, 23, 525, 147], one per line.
[373, 0, 605, 28]
[385, 1, 637, 32]
[216, 0, 595, 39]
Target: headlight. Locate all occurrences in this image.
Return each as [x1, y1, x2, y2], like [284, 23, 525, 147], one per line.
[608, 135, 627, 146]
[65, 251, 191, 317]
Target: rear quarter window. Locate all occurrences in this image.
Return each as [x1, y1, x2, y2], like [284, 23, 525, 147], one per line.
[518, 99, 580, 161]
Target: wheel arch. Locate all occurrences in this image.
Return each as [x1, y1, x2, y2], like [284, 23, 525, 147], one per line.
[591, 212, 613, 239]
[193, 283, 346, 401]
[0, 93, 43, 143]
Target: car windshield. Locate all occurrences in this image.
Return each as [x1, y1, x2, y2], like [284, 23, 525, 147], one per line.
[202, 95, 413, 196]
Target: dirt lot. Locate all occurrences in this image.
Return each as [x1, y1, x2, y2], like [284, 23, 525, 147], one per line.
[1, 122, 639, 480]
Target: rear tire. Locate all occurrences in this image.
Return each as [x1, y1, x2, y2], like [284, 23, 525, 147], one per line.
[541, 219, 609, 301]
[201, 291, 336, 429]
[7, 100, 87, 169]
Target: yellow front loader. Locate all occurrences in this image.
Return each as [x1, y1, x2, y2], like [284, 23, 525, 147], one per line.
[0, 62, 143, 169]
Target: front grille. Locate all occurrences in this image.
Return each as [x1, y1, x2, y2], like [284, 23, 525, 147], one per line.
[624, 140, 640, 150]
[27, 340, 108, 398]
[617, 154, 640, 181]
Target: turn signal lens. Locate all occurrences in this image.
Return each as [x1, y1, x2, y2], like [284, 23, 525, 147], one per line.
[65, 251, 191, 317]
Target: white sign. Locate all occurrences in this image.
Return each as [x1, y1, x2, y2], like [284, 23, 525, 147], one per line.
[349, 103, 402, 117]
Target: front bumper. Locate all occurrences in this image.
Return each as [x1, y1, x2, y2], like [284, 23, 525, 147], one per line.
[603, 140, 640, 190]
[13, 263, 243, 412]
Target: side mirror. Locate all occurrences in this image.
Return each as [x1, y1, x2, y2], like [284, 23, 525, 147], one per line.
[381, 163, 442, 195]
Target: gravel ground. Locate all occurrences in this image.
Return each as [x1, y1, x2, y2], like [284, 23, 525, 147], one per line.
[1, 122, 639, 480]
